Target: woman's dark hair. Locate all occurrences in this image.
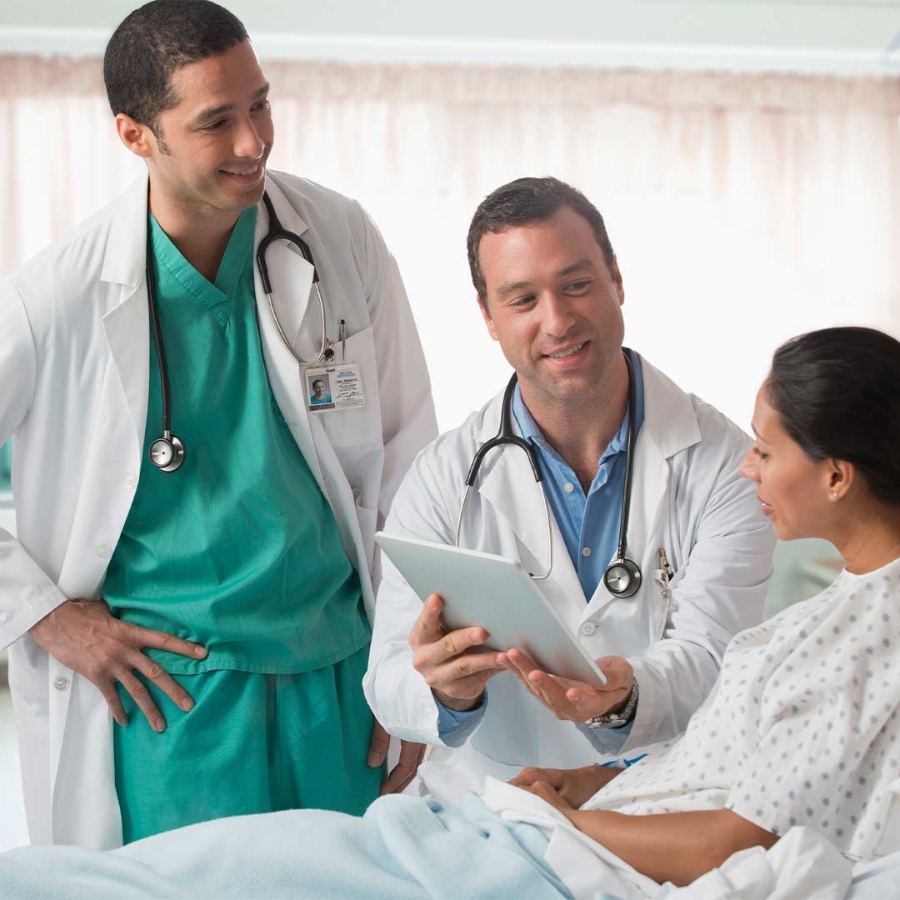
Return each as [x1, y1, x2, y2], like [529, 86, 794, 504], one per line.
[767, 326, 900, 507]
[103, 0, 249, 137]
[466, 176, 615, 308]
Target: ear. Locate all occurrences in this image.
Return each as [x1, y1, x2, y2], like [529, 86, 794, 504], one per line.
[827, 459, 856, 501]
[115, 113, 156, 159]
[609, 255, 625, 306]
[477, 294, 499, 342]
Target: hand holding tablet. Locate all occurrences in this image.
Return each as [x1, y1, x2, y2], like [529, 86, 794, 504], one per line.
[375, 533, 607, 688]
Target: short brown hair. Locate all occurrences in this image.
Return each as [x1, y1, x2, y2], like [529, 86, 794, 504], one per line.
[466, 176, 616, 307]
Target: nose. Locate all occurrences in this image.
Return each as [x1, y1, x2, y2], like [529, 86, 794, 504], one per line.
[540, 292, 576, 339]
[739, 449, 759, 483]
[234, 116, 265, 160]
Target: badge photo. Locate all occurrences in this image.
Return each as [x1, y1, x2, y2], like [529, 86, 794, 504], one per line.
[305, 363, 366, 414]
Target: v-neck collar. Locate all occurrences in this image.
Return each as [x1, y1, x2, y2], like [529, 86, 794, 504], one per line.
[148, 207, 257, 325]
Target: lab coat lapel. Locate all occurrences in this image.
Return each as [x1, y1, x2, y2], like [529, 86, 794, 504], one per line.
[99, 176, 151, 448]
[50, 178, 151, 776]
[582, 358, 701, 620]
[251, 178, 323, 486]
[473, 405, 587, 627]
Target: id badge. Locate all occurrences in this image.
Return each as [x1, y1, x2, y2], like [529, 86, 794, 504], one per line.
[304, 362, 366, 413]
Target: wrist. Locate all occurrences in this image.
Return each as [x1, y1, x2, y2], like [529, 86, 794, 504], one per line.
[433, 688, 485, 712]
[28, 601, 66, 639]
[585, 677, 639, 729]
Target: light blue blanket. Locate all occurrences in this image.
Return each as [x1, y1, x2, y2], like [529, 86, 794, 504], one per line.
[0, 793, 574, 900]
[6, 792, 896, 899]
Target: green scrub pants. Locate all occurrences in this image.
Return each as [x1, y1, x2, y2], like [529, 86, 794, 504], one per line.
[113, 645, 382, 844]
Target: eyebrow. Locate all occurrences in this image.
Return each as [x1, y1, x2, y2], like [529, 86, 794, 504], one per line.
[191, 83, 270, 126]
[494, 258, 597, 300]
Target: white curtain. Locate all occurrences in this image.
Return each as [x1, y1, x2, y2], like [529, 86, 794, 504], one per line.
[2, 56, 899, 430]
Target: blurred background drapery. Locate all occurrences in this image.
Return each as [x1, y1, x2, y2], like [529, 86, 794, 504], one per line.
[2, 55, 899, 431]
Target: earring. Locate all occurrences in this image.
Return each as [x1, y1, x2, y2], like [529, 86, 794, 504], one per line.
[830, 491, 840, 501]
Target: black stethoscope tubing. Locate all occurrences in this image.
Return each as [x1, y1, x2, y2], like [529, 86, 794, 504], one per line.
[145, 239, 186, 473]
[145, 190, 326, 474]
[456, 351, 642, 598]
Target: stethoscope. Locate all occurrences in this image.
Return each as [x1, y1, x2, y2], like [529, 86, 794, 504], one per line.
[145, 191, 328, 473]
[456, 352, 642, 598]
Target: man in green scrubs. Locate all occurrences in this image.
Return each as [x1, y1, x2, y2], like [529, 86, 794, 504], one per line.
[20, 0, 436, 845]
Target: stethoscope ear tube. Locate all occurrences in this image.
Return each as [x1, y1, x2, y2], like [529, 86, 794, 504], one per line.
[257, 192, 328, 366]
[456, 353, 641, 594]
[604, 352, 641, 597]
[144, 191, 330, 474]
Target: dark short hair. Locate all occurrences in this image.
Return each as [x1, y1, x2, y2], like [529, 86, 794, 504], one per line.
[466, 176, 616, 307]
[312, 379, 325, 388]
[103, 0, 249, 134]
[767, 326, 900, 507]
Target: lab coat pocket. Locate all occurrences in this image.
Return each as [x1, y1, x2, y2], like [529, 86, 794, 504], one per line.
[651, 568, 674, 640]
[318, 326, 383, 448]
[354, 496, 378, 576]
[318, 327, 385, 503]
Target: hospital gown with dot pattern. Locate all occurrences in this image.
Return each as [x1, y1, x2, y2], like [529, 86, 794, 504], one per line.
[585, 556, 900, 862]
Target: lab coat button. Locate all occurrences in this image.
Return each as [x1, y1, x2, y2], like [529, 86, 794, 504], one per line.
[53, 676, 70, 691]
[580, 622, 598, 636]
[123, 472, 137, 489]
[93, 542, 112, 559]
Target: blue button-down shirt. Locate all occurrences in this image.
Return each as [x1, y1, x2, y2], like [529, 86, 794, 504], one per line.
[437, 351, 646, 747]
[512, 351, 645, 601]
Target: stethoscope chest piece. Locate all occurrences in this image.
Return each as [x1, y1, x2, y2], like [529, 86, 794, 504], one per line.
[149, 435, 185, 473]
[604, 558, 642, 598]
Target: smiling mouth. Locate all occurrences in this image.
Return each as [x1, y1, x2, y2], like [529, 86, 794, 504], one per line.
[220, 162, 264, 180]
[546, 343, 586, 360]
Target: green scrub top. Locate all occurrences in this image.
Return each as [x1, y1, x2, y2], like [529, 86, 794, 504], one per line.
[104, 207, 370, 675]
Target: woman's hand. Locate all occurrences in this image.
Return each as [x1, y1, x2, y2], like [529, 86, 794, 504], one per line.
[509, 764, 620, 809]
[519, 779, 575, 815]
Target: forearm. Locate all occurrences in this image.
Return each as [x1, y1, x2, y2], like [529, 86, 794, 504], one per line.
[567, 807, 777, 886]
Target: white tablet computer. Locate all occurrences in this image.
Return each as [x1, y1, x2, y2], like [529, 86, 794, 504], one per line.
[375, 532, 606, 687]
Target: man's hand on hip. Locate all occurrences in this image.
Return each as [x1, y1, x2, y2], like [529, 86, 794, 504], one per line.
[29, 598, 208, 732]
[367, 720, 427, 795]
[498, 649, 634, 723]
[408, 593, 505, 712]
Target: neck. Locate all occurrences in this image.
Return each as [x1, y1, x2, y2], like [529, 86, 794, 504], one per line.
[830, 502, 900, 575]
[520, 353, 630, 490]
[148, 190, 242, 283]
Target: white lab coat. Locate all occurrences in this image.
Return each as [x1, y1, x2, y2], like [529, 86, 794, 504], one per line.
[0, 172, 437, 849]
[363, 360, 775, 803]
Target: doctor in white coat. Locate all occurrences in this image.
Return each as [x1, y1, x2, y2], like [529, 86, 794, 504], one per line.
[0, 2, 435, 849]
[364, 177, 775, 803]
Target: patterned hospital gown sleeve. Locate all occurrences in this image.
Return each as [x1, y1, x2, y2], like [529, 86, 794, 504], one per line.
[726, 560, 900, 861]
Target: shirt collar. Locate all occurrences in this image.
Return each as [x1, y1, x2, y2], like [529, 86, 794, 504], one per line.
[511, 356, 637, 464]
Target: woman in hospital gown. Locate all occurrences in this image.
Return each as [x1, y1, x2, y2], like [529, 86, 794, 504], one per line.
[3, 325, 900, 899]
